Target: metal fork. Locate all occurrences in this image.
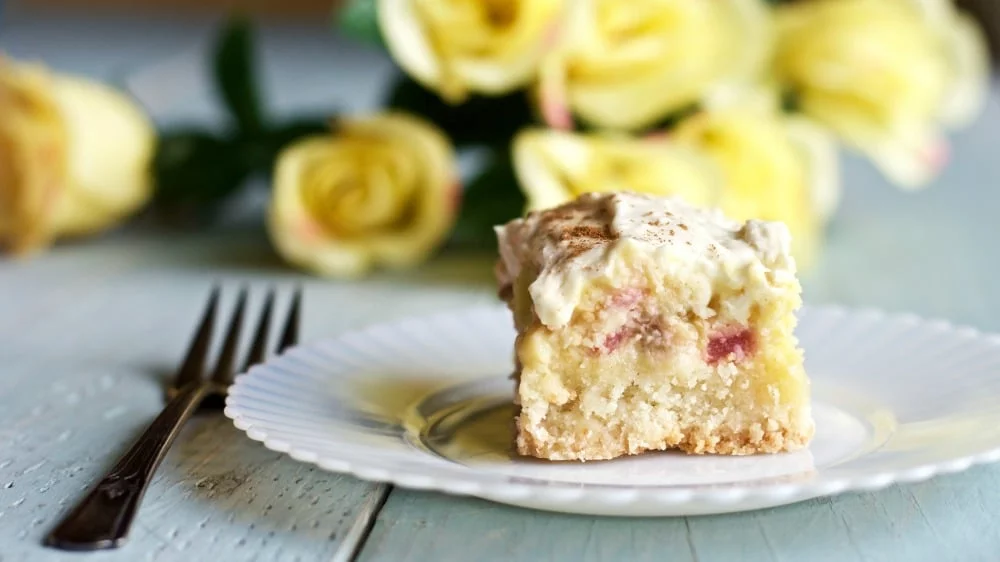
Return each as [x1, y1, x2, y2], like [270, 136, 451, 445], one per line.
[44, 286, 301, 551]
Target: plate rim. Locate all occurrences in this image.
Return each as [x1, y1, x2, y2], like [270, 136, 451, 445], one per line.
[224, 304, 1000, 510]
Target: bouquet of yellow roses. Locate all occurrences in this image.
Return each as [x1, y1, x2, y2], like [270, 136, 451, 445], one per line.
[336, 0, 988, 275]
[0, 0, 988, 279]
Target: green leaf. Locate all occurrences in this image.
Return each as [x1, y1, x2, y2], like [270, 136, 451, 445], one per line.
[337, 0, 385, 47]
[153, 131, 253, 208]
[781, 90, 801, 113]
[152, 118, 332, 212]
[213, 15, 265, 135]
[639, 103, 700, 134]
[262, 118, 331, 160]
[244, 118, 332, 180]
[451, 147, 525, 248]
[385, 74, 536, 147]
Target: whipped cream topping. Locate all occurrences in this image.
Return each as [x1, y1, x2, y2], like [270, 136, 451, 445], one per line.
[494, 192, 798, 328]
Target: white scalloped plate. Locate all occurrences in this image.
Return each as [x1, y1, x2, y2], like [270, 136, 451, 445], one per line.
[224, 305, 1000, 516]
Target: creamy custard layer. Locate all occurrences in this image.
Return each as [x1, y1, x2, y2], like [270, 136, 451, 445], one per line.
[496, 192, 797, 331]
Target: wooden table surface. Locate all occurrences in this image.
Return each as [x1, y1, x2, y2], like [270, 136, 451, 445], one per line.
[3, 7, 1000, 562]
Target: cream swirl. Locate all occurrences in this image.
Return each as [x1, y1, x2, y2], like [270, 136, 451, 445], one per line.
[495, 192, 796, 328]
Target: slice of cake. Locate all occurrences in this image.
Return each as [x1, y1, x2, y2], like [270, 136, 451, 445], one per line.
[494, 192, 813, 461]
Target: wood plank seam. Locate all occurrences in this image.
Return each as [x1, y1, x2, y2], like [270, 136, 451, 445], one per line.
[336, 484, 394, 562]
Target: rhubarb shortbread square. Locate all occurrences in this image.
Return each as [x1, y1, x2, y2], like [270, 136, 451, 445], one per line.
[494, 192, 813, 461]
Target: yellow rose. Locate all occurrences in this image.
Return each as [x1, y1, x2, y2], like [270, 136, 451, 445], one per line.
[377, 0, 565, 103]
[672, 108, 839, 269]
[268, 112, 459, 278]
[538, 0, 770, 131]
[774, 0, 988, 188]
[512, 127, 722, 213]
[0, 57, 155, 256]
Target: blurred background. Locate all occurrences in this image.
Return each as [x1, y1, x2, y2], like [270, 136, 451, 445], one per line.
[1, 0, 400, 240]
[1, 0, 391, 128]
[2, 0, 999, 283]
[6, 0, 997, 54]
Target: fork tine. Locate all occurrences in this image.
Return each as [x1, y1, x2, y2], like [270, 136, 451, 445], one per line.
[241, 288, 275, 372]
[210, 286, 248, 386]
[173, 286, 220, 390]
[277, 287, 301, 353]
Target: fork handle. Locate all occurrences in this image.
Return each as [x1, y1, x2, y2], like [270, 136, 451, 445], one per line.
[45, 382, 212, 551]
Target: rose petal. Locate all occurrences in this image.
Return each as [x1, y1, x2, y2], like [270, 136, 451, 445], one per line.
[268, 113, 458, 278]
[540, 73, 573, 130]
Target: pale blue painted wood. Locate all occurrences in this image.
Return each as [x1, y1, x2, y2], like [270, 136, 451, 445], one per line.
[0, 238, 497, 561]
[358, 468, 999, 562]
[2, 7, 1000, 562]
